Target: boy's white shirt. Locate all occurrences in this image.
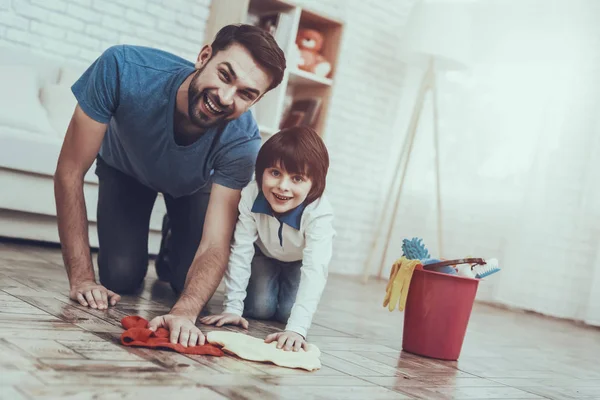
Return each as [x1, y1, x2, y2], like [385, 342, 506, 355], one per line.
[222, 180, 335, 338]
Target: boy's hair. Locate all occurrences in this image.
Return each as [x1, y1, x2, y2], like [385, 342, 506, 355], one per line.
[211, 24, 286, 92]
[255, 126, 329, 206]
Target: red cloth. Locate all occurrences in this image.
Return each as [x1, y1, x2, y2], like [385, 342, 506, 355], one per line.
[120, 316, 223, 356]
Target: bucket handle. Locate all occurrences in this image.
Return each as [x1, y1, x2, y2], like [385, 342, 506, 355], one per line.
[423, 258, 486, 269]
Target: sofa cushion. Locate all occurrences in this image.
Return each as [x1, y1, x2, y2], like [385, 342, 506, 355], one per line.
[40, 83, 77, 139]
[0, 65, 55, 135]
[0, 129, 97, 182]
[0, 46, 61, 86]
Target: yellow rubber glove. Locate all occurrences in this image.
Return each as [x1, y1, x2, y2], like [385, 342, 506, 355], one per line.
[383, 257, 421, 311]
[383, 259, 402, 307]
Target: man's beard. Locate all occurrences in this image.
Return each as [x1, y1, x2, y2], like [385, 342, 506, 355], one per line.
[188, 69, 233, 129]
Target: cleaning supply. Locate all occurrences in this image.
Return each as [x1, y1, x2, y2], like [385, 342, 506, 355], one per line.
[472, 258, 500, 278]
[383, 256, 422, 311]
[206, 331, 321, 371]
[456, 264, 477, 278]
[423, 258, 485, 273]
[120, 316, 224, 356]
[402, 268, 480, 360]
[388, 236, 502, 361]
[402, 238, 457, 275]
[422, 258, 457, 275]
[402, 237, 430, 260]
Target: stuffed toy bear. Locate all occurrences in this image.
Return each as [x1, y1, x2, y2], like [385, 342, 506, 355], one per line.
[295, 28, 331, 77]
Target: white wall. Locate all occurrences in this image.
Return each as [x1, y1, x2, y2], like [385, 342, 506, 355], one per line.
[464, 0, 600, 319]
[0, 0, 211, 63]
[371, 0, 600, 324]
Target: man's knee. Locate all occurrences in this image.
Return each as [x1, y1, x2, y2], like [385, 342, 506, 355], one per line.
[98, 254, 147, 294]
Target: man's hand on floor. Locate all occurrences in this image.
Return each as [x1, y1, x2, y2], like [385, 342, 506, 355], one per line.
[200, 313, 249, 329]
[148, 314, 205, 347]
[70, 280, 121, 310]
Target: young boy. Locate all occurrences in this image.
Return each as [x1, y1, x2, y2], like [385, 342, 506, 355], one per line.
[200, 126, 335, 352]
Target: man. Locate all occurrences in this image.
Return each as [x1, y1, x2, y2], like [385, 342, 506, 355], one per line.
[53, 24, 286, 347]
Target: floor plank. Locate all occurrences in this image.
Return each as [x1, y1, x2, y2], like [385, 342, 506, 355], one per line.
[18, 385, 228, 400]
[1, 239, 600, 399]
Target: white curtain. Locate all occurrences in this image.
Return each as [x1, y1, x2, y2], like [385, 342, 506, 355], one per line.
[377, 0, 600, 326]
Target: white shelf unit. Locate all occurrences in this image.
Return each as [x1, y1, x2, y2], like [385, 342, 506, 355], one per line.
[205, 0, 344, 140]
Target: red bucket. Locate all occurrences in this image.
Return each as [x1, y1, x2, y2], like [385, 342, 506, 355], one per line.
[402, 268, 479, 360]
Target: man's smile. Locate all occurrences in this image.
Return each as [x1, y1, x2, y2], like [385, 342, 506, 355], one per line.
[203, 92, 225, 115]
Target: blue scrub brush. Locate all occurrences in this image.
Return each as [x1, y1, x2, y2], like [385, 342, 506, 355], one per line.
[472, 258, 500, 278]
[402, 237, 430, 260]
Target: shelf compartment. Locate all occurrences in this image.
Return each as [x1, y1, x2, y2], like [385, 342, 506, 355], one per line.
[288, 68, 332, 87]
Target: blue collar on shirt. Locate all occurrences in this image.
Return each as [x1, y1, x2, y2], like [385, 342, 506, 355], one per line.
[251, 190, 306, 230]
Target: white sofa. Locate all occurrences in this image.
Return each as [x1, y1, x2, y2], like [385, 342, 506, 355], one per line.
[0, 46, 165, 254]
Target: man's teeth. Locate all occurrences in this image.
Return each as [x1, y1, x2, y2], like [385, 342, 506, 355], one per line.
[274, 193, 292, 201]
[205, 95, 223, 114]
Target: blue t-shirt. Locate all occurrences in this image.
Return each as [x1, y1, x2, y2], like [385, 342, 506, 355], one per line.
[72, 45, 261, 198]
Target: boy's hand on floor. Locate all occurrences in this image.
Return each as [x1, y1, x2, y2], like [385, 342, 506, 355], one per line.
[148, 314, 205, 347]
[200, 313, 249, 329]
[265, 331, 307, 352]
[69, 280, 121, 310]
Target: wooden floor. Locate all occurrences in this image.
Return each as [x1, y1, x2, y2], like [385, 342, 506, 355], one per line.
[1, 240, 599, 400]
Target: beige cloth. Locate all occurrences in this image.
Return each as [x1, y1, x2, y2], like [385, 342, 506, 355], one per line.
[206, 331, 321, 371]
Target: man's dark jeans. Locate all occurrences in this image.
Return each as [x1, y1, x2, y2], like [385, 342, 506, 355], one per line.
[94, 156, 210, 294]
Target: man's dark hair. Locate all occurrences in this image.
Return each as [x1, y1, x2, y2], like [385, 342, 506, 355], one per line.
[211, 24, 286, 92]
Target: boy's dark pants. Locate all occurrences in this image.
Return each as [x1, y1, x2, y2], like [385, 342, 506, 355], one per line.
[94, 156, 210, 294]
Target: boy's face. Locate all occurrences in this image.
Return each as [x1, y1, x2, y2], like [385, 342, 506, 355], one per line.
[262, 163, 312, 214]
[188, 43, 272, 129]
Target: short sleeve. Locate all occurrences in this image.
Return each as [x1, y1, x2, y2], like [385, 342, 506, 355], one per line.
[213, 131, 261, 190]
[71, 45, 123, 124]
